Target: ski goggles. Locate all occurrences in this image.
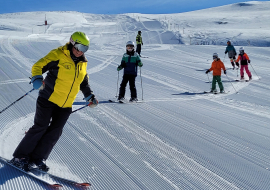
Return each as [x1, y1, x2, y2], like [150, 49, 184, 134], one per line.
[74, 43, 89, 53]
[213, 56, 218, 59]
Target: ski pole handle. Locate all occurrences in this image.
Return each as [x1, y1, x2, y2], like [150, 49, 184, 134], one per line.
[0, 88, 35, 114]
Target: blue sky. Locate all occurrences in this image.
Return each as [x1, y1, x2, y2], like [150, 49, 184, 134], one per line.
[1, 0, 269, 14]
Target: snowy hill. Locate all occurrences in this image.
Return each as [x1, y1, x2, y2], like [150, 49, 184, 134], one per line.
[1, 1, 270, 189]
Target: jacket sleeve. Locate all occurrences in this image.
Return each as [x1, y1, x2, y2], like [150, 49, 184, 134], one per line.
[120, 55, 126, 68]
[245, 53, 250, 60]
[221, 62, 226, 71]
[225, 47, 228, 54]
[31, 49, 59, 77]
[235, 55, 240, 63]
[136, 55, 142, 65]
[209, 63, 214, 72]
[80, 74, 93, 98]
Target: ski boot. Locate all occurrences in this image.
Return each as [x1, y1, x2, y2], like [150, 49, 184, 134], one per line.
[32, 159, 49, 172]
[210, 89, 217, 93]
[231, 62, 235, 70]
[129, 97, 138, 102]
[117, 97, 125, 103]
[220, 90, 225, 93]
[10, 157, 30, 172]
[249, 76, 252, 81]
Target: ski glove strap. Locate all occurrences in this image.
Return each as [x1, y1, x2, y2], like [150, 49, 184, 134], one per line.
[31, 75, 44, 90]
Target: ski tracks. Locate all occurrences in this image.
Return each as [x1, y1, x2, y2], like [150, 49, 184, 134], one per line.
[87, 54, 118, 75]
[73, 104, 241, 190]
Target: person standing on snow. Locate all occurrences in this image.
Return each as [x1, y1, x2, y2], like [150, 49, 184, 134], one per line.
[11, 31, 98, 172]
[206, 53, 227, 93]
[225, 40, 238, 69]
[117, 41, 143, 102]
[136, 31, 143, 57]
[235, 47, 252, 80]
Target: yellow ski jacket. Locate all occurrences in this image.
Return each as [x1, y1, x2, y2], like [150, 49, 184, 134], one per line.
[136, 34, 143, 45]
[32, 43, 92, 108]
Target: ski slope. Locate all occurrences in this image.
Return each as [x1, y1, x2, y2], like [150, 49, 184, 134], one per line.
[0, 1, 270, 190]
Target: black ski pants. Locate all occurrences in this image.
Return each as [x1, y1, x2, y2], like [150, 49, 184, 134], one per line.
[13, 96, 72, 160]
[119, 74, 137, 99]
[136, 44, 141, 55]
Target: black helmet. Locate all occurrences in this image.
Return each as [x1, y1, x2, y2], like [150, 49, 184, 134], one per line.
[138, 31, 141, 34]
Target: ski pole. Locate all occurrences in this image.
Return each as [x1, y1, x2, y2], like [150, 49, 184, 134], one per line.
[72, 102, 91, 113]
[225, 74, 238, 93]
[223, 54, 226, 63]
[0, 88, 35, 114]
[140, 67, 144, 100]
[249, 62, 260, 80]
[115, 70, 119, 98]
[207, 73, 211, 90]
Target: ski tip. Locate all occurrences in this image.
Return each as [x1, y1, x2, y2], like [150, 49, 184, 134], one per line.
[51, 184, 63, 188]
[76, 182, 91, 187]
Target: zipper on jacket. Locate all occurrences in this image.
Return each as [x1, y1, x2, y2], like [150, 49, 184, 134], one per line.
[62, 63, 78, 107]
[77, 65, 80, 78]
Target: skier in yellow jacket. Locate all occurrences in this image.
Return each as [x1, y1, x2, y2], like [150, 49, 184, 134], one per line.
[11, 32, 98, 172]
[136, 31, 143, 56]
[206, 53, 227, 93]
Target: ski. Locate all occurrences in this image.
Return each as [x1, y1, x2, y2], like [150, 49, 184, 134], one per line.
[235, 79, 249, 82]
[31, 167, 91, 187]
[204, 91, 229, 94]
[0, 156, 62, 188]
[108, 99, 144, 104]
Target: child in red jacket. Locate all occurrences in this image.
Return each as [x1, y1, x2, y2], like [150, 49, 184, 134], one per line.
[235, 47, 252, 80]
[206, 53, 226, 93]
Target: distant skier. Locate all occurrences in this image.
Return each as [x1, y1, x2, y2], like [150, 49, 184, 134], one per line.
[117, 41, 143, 102]
[225, 40, 238, 69]
[11, 31, 98, 172]
[206, 53, 227, 93]
[136, 31, 143, 56]
[235, 47, 252, 80]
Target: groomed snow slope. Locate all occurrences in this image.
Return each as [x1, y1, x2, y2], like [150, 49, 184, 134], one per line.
[0, 1, 270, 190]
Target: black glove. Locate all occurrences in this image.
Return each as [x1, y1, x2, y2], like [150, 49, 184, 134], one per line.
[224, 70, 227, 74]
[205, 70, 210, 74]
[248, 60, 250, 63]
[117, 65, 123, 71]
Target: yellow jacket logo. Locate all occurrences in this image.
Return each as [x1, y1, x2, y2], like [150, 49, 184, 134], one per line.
[64, 65, 71, 70]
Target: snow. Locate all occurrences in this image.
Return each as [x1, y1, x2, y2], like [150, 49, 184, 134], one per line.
[0, 1, 270, 189]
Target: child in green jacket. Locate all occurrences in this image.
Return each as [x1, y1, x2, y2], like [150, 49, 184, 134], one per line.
[117, 41, 143, 102]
